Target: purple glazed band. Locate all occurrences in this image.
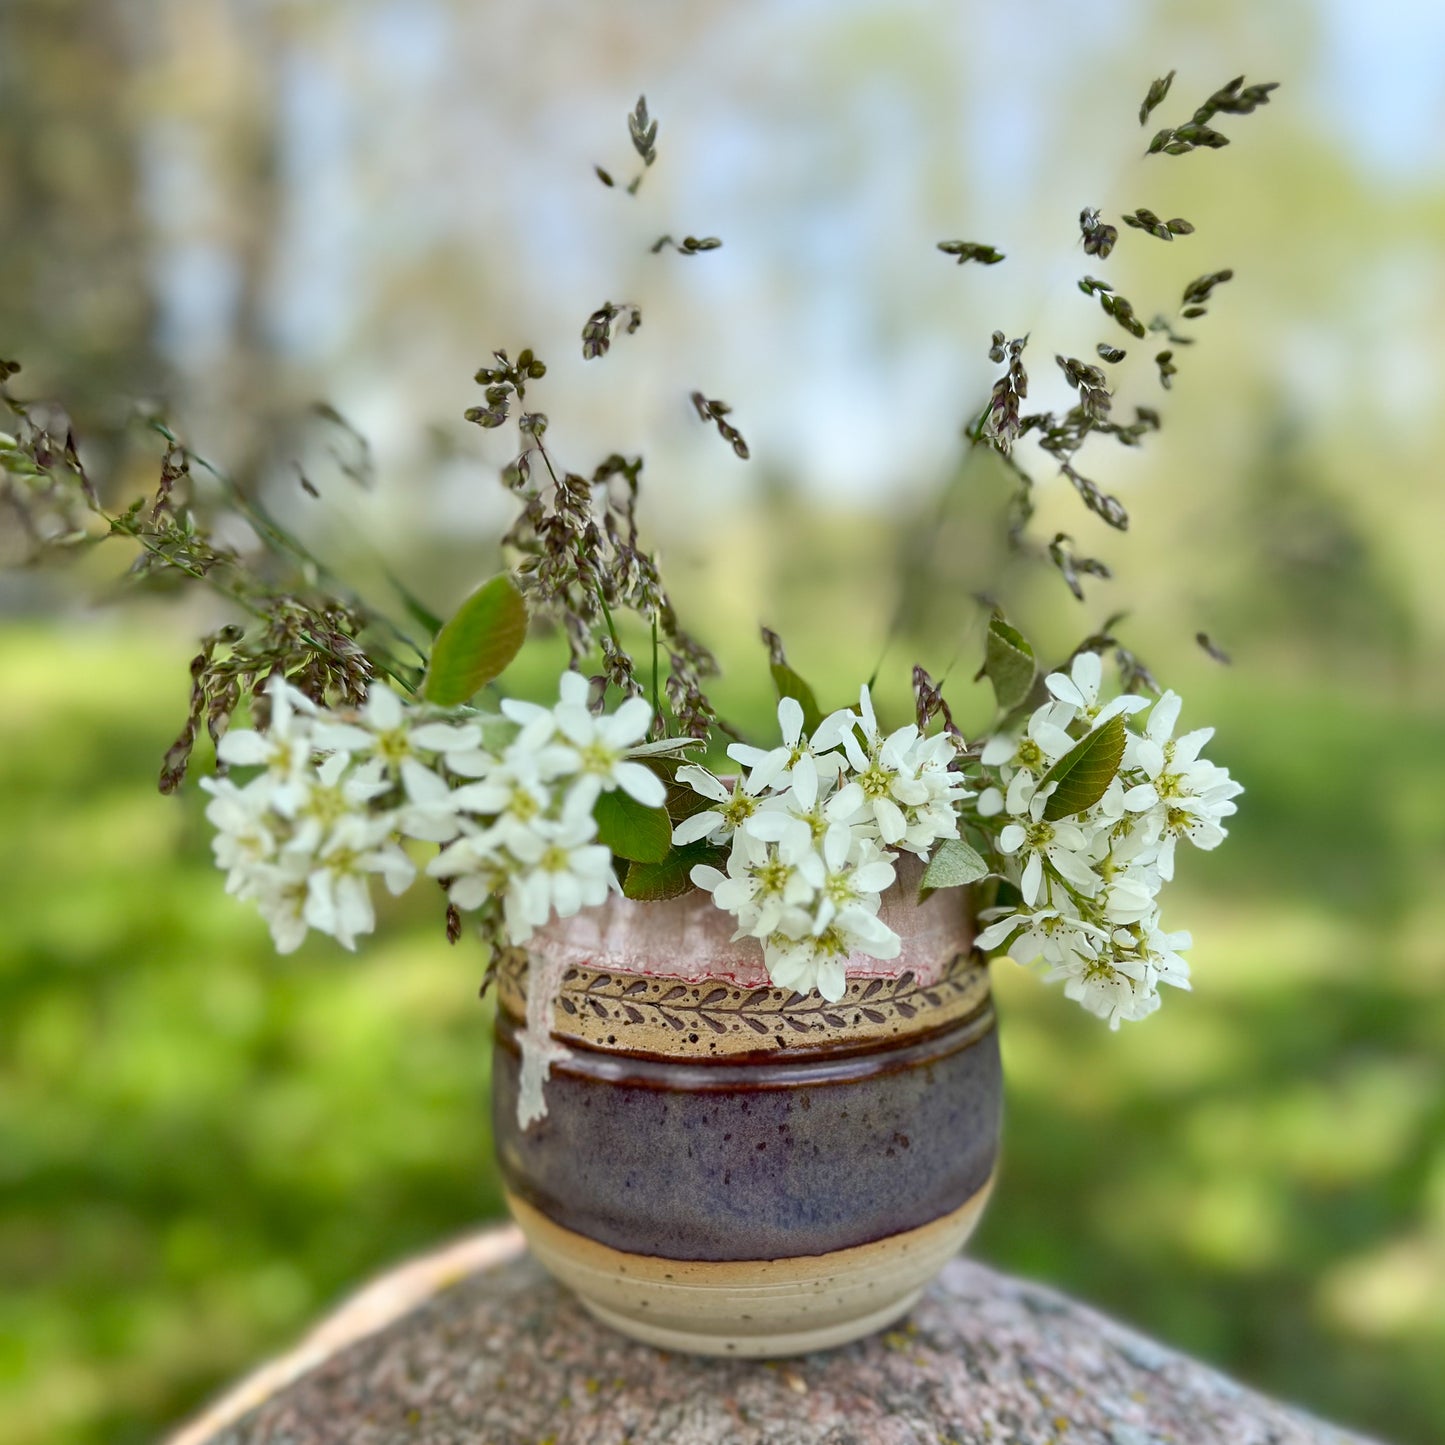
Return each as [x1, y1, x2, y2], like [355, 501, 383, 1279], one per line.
[492, 1000, 1001, 1263]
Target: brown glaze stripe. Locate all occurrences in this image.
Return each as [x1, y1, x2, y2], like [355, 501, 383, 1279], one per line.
[495, 1000, 996, 1092]
[497, 948, 990, 1060]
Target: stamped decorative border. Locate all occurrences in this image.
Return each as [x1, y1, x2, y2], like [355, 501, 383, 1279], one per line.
[495, 949, 990, 1059]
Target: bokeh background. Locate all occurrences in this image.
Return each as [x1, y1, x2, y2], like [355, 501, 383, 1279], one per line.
[4, 1, 1444, 1442]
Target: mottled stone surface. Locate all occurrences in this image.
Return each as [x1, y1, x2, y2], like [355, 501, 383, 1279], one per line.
[177, 1228, 1375, 1445]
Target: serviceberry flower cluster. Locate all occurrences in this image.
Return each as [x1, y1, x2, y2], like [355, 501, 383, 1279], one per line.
[202, 672, 670, 957]
[680, 689, 971, 1000]
[971, 652, 1242, 1028]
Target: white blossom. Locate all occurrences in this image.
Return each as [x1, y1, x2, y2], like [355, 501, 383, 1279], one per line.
[826, 686, 970, 853]
[763, 904, 901, 1002]
[972, 671, 1237, 1031]
[391, 759, 461, 842]
[979, 700, 1077, 812]
[272, 752, 391, 856]
[427, 825, 511, 911]
[997, 782, 1100, 907]
[508, 671, 665, 812]
[501, 802, 615, 945]
[200, 774, 280, 890]
[201, 656, 1237, 1033]
[793, 824, 897, 934]
[746, 780, 834, 853]
[1136, 921, 1193, 993]
[677, 688, 924, 1000]
[726, 695, 852, 799]
[239, 858, 312, 954]
[301, 813, 415, 951]
[204, 672, 690, 957]
[689, 829, 814, 939]
[310, 682, 480, 772]
[669, 764, 772, 846]
[214, 676, 318, 779]
[449, 721, 569, 850]
[975, 905, 1110, 974]
[1056, 952, 1159, 1029]
[1044, 651, 1148, 725]
[1122, 690, 1243, 880]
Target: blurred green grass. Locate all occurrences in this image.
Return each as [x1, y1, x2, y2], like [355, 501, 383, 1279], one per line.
[2, 624, 1443, 1445]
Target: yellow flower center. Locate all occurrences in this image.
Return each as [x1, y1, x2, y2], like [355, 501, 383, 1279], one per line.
[579, 739, 618, 775]
[303, 783, 349, 826]
[721, 792, 758, 829]
[378, 729, 410, 764]
[755, 857, 792, 896]
[859, 761, 892, 799]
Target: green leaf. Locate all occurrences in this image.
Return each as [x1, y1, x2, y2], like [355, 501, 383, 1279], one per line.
[979, 616, 1036, 713]
[760, 626, 824, 734]
[1039, 714, 1127, 820]
[919, 838, 990, 893]
[769, 662, 823, 734]
[626, 737, 706, 760]
[422, 574, 528, 705]
[623, 841, 727, 901]
[594, 789, 672, 863]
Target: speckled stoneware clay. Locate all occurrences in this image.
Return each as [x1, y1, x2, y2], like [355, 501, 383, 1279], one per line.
[492, 859, 1000, 1357]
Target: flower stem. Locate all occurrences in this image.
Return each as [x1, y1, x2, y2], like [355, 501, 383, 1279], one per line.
[650, 613, 662, 736]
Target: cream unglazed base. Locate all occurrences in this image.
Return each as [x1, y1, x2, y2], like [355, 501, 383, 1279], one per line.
[507, 1177, 996, 1357]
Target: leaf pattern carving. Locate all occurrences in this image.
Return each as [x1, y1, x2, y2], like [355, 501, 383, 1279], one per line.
[497, 949, 988, 1054]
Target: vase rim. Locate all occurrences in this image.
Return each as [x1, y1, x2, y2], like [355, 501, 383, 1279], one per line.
[527, 853, 973, 989]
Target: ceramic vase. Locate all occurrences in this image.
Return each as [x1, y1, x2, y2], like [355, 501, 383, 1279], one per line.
[491, 860, 1000, 1357]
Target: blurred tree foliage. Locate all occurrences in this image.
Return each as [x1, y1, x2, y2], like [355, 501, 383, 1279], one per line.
[0, 1, 161, 433]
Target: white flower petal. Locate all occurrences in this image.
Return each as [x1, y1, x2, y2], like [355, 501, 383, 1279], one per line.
[363, 684, 405, 732]
[557, 671, 590, 707]
[791, 753, 819, 809]
[975, 916, 1021, 950]
[672, 812, 722, 846]
[852, 860, 895, 893]
[410, 721, 482, 753]
[1148, 691, 1182, 742]
[1123, 783, 1158, 811]
[777, 696, 804, 747]
[612, 759, 667, 807]
[675, 765, 729, 803]
[874, 797, 906, 844]
[1045, 673, 1087, 710]
[1021, 851, 1044, 906]
[980, 734, 1016, 767]
[824, 781, 865, 821]
[607, 696, 653, 746]
[216, 731, 274, 766]
[1031, 720, 1076, 760]
[810, 709, 855, 752]
[857, 685, 878, 740]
